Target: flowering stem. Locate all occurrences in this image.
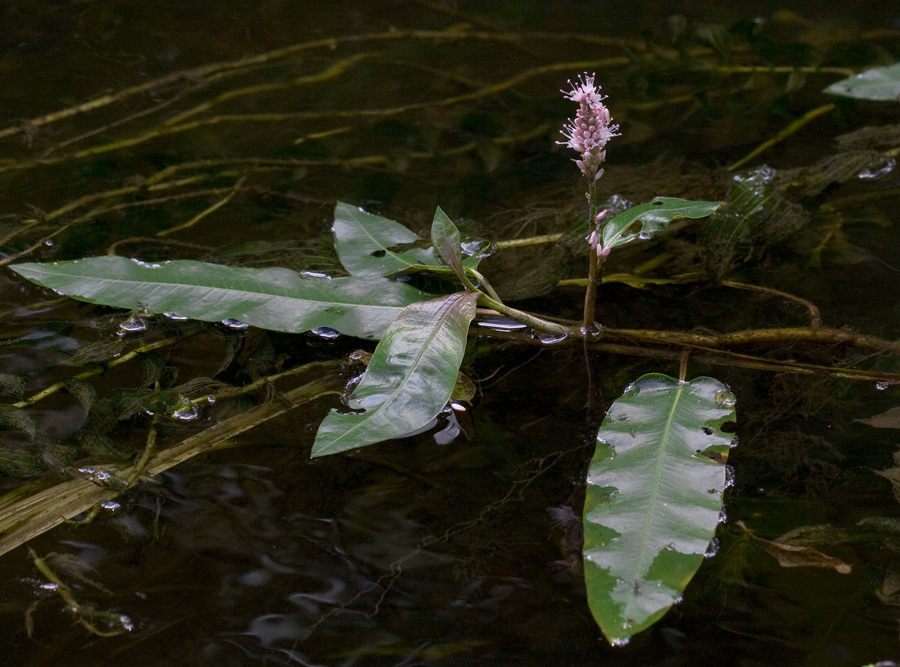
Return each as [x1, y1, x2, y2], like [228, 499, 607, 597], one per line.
[582, 180, 604, 338]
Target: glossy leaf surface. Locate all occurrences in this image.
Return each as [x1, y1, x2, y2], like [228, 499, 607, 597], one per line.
[583, 373, 736, 645]
[312, 292, 477, 457]
[332, 201, 439, 278]
[823, 63, 900, 101]
[12, 257, 432, 339]
[601, 198, 720, 252]
[333, 202, 483, 279]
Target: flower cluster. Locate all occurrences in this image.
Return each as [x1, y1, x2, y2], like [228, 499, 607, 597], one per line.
[558, 73, 620, 181]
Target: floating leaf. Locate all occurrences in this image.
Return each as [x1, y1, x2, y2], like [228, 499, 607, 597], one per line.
[11, 257, 434, 340]
[601, 198, 720, 252]
[823, 63, 900, 101]
[312, 292, 478, 457]
[332, 201, 439, 278]
[333, 202, 483, 280]
[583, 373, 736, 645]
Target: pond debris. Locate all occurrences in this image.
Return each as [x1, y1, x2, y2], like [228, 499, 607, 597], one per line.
[27, 548, 132, 638]
[737, 521, 852, 574]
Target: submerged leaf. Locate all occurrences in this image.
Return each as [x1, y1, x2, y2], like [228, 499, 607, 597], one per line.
[312, 292, 478, 457]
[12, 257, 434, 340]
[582, 373, 736, 645]
[824, 63, 900, 101]
[855, 406, 900, 429]
[738, 521, 852, 574]
[601, 198, 720, 252]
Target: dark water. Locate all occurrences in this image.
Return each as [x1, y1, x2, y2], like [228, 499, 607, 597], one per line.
[2, 2, 900, 665]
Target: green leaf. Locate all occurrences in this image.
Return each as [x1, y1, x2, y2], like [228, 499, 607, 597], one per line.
[332, 201, 439, 278]
[312, 292, 477, 457]
[332, 202, 483, 279]
[823, 63, 900, 101]
[431, 207, 466, 281]
[11, 256, 433, 340]
[583, 373, 736, 645]
[601, 198, 720, 252]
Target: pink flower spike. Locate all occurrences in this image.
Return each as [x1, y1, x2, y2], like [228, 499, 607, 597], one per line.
[558, 73, 620, 180]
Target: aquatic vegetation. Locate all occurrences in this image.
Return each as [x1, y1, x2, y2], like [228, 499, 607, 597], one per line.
[2, 8, 900, 659]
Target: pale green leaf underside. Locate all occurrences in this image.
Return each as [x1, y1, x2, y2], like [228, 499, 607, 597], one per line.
[601, 198, 721, 251]
[823, 63, 900, 101]
[583, 373, 736, 645]
[312, 292, 478, 457]
[11, 256, 433, 339]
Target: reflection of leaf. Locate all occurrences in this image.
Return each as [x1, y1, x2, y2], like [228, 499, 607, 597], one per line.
[312, 292, 477, 457]
[855, 406, 900, 429]
[582, 373, 736, 645]
[12, 257, 433, 339]
[824, 63, 900, 101]
[739, 521, 852, 574]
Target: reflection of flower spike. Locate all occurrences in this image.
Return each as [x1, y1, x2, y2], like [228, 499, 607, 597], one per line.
[558, 73, 620, 181]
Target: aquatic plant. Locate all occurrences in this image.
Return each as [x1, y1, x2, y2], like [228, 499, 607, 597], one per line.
[2, 12, 900, 651]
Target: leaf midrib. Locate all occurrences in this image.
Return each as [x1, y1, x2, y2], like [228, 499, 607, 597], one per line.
[21, 263, 410, 312]
[632, 380, 684, 582]
[320, 293, 469, 451]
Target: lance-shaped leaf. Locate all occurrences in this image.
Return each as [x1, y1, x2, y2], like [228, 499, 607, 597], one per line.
[11, 256, 433, 339]
[431, 207, 466, 281]
[823, 63, 900, 101]
[583, 373, 736, 645]
[312, 292, 477, 457]
[601, 198, 720, 253]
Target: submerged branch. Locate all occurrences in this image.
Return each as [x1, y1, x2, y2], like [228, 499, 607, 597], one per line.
[0, 371, 343, 559]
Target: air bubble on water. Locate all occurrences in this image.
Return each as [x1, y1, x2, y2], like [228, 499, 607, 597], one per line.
[164, 312, 188, 320]
[299, 270, 332, 280]
[119, 316, 147, 332]
[101, 501, 120, 511]
[44, 239, 54, 247]
[476, 317, 527, 332]
[310, 326, 341, 339]
[171, 400, 200, 421]
[535, 331, 568, 345]
[118, 615, 134, 632]
[858, 157, 896, 180]
[610, 636, 631, 647]
[622, 382, 638, 398]
[207, 395, 216, 404]
[715, 389, 736, 408]
[221, 318, 250, 330]
[876, 381, 889, 391]
[461, 240, 491, 258]
[637, 232, 652, 241]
